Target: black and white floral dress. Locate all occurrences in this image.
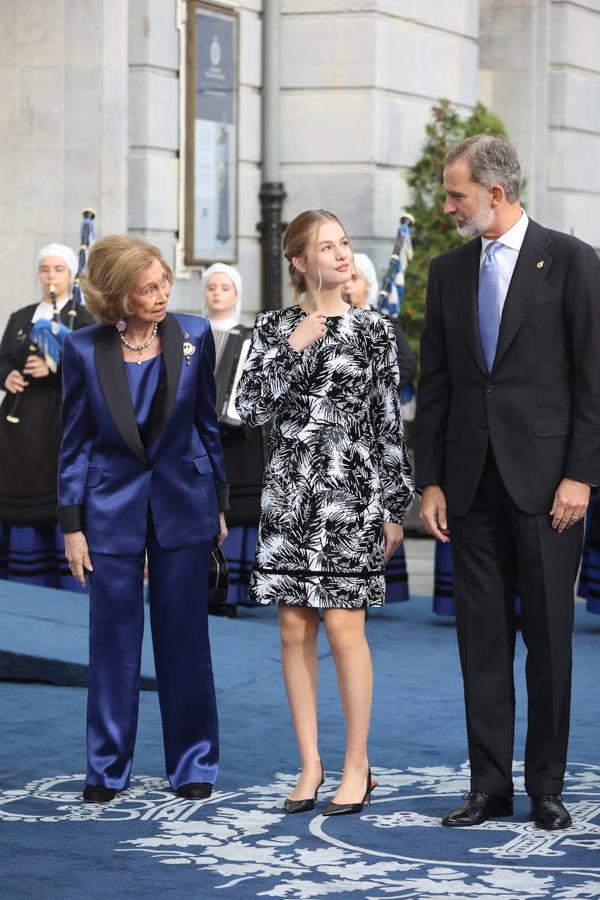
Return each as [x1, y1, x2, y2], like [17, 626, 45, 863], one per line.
[235, 305, 414, 608]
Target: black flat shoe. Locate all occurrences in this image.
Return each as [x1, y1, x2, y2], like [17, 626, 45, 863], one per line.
[442, 791, 513, 827]
[83, 785, 117, 803]
[322, 767, 376, 817]
[284, 763, 325, 814]
[532, 794, 571, 830]
[176, 782, 213, 800]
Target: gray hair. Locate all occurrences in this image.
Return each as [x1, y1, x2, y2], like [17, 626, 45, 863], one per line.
[444, 135, 521, 203]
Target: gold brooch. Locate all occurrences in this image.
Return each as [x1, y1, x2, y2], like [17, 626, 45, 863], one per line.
[536, 260, 544, 269]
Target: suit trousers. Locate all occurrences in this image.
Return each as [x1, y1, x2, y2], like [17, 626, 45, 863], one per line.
[448, 448, 583, 798]
[86, 519, 218, 791]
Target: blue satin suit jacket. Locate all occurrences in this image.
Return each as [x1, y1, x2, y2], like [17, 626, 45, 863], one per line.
[57, 313, 228, 555]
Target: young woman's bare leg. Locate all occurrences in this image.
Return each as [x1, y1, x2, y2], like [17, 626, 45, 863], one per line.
[279, 606, 323, 799]
[323, 608, 373, 804]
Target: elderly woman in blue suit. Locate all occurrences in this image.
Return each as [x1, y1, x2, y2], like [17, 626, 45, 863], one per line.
[58, 235, 228, 804]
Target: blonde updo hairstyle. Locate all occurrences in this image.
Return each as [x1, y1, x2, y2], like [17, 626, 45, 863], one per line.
[283, 209, 351, 301]
[82, 235, 173, 325]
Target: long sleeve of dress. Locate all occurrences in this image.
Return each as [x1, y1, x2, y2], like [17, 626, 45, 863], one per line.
[370, 316, 414, 523]
[236, 311, 306, 427]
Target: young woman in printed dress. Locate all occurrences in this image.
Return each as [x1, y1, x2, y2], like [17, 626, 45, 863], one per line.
[236, 210, 413, 816]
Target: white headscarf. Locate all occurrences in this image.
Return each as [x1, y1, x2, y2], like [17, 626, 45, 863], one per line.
[352, 253, 379, 309]
[201, 263, 242, 327]
[36, 243, 78, 278]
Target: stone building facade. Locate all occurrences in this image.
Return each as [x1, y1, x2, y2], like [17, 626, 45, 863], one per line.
[1, 0, 598, 332]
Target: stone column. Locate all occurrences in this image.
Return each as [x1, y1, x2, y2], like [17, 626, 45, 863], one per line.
[0, 0, 128, 325]
[279, 0, 479, 288]
[546, 0, 600, 248]
[128, 0, 180, 284]
[479, 0, 600, 249]
[479, 0, 551, 223]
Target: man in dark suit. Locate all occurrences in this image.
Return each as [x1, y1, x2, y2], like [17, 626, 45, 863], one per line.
[415, 135, 600, 830]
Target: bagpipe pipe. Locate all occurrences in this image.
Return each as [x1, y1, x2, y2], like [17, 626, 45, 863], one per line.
[67, 207, 95, 329]
[5, 208, 95, 424]
[377, 211, 414, 317]
[377, 212, 416, 409]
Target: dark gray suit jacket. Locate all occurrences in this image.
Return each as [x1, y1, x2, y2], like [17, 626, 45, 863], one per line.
[415, 219, 600, 516]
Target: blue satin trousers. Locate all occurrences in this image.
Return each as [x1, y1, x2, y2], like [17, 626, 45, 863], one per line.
[86, 522, 218, 791]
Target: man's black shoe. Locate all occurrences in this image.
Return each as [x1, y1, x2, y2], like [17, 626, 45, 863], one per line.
[176, 782, 213, 800]
[442, 791, 513, 827]
[83, 785, 117, 803]
[532, 794, 571, 830]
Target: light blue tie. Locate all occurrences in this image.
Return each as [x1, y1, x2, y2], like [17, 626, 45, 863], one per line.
[478, 241, 502, 371]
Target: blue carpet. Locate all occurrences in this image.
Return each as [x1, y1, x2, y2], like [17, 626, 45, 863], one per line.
[1, 599, 600, 899]
[0, 579, 152, 688]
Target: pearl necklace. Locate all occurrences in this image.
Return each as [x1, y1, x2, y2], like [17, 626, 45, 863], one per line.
[119, 322, 158, 357]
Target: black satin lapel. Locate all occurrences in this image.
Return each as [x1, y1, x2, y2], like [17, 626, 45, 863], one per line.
[145, 313, 183, 449]
[493, 222, 551, 371]
[94, 327, 149, 466]
[453, 241, 488, 375]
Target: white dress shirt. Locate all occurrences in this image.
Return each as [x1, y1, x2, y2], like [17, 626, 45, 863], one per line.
[480, 210, 529, 316]
[209, 315, 238, 333]
[31, 296, 70, 323]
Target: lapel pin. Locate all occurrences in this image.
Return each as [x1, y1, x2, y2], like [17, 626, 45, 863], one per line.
[183, 340, 195, 367]
[536, 260, 544, 269]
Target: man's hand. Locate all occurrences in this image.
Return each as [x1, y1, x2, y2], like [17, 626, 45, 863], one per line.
[4, 369, 27, 393]
[217, 512, 228, 545]
[420, 485, 450, 543]
[288, 311, 327, 352]
[550, 478, 590, 533]
[384, 522, 404, 563]
[23, 354, 50, 378]
[64, 531, 93, 587]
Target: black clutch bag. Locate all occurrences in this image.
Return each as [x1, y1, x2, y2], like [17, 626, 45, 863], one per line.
[208, 540, 232, 617]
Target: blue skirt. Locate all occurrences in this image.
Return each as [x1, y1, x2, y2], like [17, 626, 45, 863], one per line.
[0, 523, 86, 592]
[577, 502, 600, 615]
[223, 525, 258, 608]
[433, 540, 455, 616]
[385, 542, 410, 604]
